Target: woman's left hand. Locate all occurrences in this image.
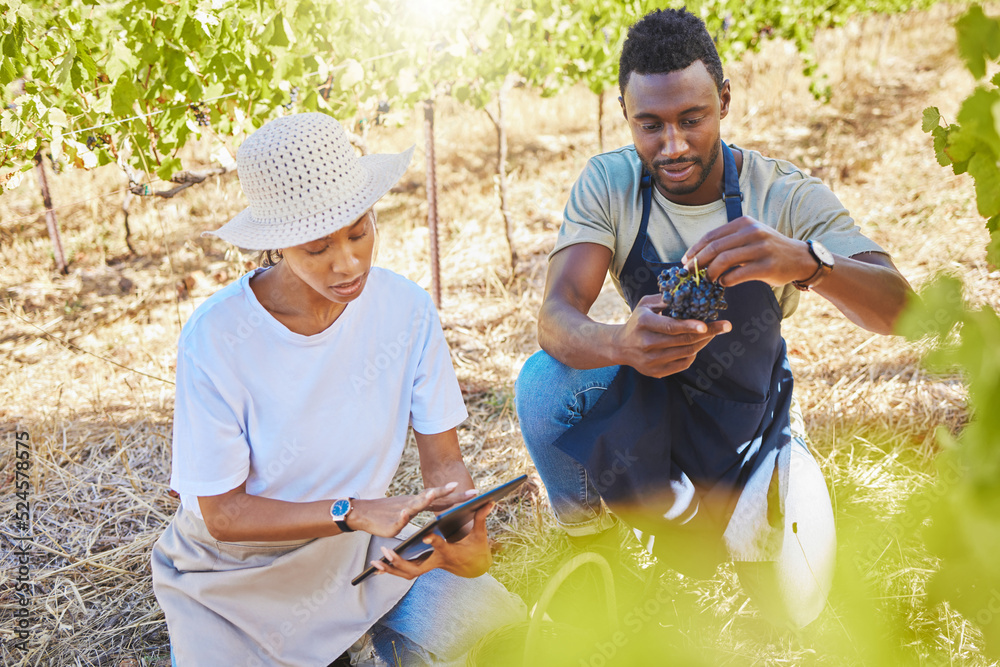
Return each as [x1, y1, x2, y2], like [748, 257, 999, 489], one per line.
[370, 503, 494, 580]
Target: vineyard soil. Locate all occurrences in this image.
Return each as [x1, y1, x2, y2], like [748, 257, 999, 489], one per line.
[1, 4, 998, 665]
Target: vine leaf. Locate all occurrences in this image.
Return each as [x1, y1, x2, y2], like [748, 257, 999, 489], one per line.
[111, 78, 139, 117]
[969, 152, 1000, 218]
[931, 125, 950, 166]
[107, 40, 139, 80]
[921, 106, 941, 133]
[957, 88, 1000, 158]
[955, 5, 1000, 80]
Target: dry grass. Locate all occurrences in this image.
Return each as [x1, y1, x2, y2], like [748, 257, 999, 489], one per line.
[2, 3, 999, 665]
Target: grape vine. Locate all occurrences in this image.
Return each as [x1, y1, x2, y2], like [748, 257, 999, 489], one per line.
[902, 4, 1000, 656]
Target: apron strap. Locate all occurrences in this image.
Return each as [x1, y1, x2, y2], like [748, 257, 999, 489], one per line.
[640, 171, 653, 233]
[721, 142, 743, 222]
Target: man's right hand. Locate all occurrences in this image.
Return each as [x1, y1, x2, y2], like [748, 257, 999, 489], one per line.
[614, 294, 731, 378]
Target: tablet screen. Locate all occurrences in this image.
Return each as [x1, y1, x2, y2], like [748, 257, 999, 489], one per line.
[351, 474, 528, 585]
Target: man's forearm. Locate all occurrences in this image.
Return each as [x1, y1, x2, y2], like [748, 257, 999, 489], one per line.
[813, 254, 913, 334]
[537, 300, 623, 369]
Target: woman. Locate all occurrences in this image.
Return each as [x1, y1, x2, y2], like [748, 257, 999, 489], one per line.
[151, 112, 525, 666]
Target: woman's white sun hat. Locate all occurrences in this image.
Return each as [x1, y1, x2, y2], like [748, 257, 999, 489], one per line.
[205, 112, 414, 250]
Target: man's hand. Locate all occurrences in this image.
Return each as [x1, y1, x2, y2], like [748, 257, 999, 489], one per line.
[615, 294, 731, 378]
[370, 503, 495, 580]
[681, 217, 817, 287]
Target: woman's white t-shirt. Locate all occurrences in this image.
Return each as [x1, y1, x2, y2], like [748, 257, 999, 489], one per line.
[169, 266, 468, 518]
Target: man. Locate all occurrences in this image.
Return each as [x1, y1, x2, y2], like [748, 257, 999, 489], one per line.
[515, 8, 912, 629]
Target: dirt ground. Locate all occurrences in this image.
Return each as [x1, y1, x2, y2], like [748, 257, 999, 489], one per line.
[1, 3, 999, 665]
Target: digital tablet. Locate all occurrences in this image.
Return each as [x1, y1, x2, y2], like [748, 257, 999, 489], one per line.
[351, 474, 528, 586]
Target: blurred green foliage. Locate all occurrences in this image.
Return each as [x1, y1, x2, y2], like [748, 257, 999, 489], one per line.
[1, 0, 938, 190]
[907, 5, 1000, 656]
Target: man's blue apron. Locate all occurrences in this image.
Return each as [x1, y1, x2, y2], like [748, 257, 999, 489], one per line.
[551, 142, 794, 574]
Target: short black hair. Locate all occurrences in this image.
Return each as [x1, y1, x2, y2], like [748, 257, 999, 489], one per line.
[618, 8, 724, 97]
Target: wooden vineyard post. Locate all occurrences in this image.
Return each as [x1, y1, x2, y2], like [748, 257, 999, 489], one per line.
[423, 99, 442, 309]
[34, 151, 68, 275]
[491, 75, 517, 275]
[598, 90, 605, 154]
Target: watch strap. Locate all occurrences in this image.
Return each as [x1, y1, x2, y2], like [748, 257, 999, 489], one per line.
[331, 499, 354, 532]
[792, 240, 832, 291]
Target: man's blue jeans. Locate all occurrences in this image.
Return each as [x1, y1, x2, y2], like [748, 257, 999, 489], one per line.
[514, 350, 620, 536]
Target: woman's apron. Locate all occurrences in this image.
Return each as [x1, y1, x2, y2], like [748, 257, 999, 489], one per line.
[151, 506, 417, 667]
[551, 142, 795, 574]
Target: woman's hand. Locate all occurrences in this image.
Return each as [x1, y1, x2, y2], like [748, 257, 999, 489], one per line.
[370, 503, 495, 580]
[425, 483, 477, 513]
[348, 482, 473, 538]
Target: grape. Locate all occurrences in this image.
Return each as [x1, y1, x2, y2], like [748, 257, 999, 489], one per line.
[657, 265, 728, 321]
[283, 86, 299, 110]
[189, 103, 210, 127]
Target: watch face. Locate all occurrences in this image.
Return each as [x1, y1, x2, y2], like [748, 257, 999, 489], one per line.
[331, 499, 350, 518]
[811, 240, 835, 267]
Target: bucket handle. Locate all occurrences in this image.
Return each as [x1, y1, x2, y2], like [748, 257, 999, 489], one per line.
[523, 552, 619, 661]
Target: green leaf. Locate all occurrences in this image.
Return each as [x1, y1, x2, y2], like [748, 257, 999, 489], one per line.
[76, 41, 97, 81]
[107, 40, 140, 80]
[946, 126, 978, 165]
[269, 13, 290, 47]
[931, 125, 951, 166]
[995, 98, 1000, 146]
[987, 227, 1000, 267]
[112, 77, 139, 117]
[957, 87, 1000, 158]
[969, 152, 1000, 218]
[922, 106, 942, 133]
[1, 34, 17, 59]
[48, 108, 68, 128]
[895, 275, 965, 340]
[53, 40, 78, 87]
[156, 156, 182, 181]
[204, 82, 225, 101]
[955, 5, 1000, 80]
[0, 55, 16, 86]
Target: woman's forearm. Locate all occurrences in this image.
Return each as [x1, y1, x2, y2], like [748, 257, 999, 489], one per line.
[198, 488, 342, 542]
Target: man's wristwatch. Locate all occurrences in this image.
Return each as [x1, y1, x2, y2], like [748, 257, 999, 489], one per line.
[330, 498, 354, 532]
[792, 240, 835, 291]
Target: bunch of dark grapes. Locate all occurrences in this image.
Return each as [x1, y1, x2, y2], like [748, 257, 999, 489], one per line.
[85, 134, 111, 151]
[189, 103, 210, 127]
[283, 87, 299, 110]
[658, 265, 728, 321]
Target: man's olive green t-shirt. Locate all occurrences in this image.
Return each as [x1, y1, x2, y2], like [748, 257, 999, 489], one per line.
[552, 145, 886, 318]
